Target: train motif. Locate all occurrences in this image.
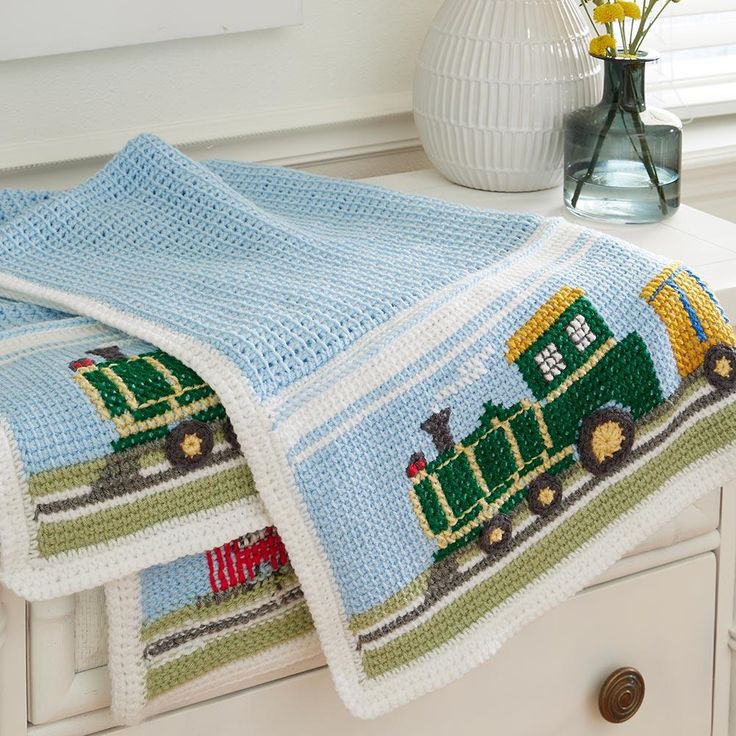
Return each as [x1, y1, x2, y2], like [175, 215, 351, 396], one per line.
[70, 345, 228, 469]
[205, 527, 289, 597]
[407, 264, 736, 559]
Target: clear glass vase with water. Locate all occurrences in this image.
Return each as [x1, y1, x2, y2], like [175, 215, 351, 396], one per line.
[564, 52, 682, 224]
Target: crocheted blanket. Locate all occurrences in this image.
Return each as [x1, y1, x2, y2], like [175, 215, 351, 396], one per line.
[1, 135, 735, 719]
[106, 527, 320, 722]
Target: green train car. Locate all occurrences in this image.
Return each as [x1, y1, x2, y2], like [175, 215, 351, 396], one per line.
[407, 281, 736, 559]
[70, 345, 226, 467]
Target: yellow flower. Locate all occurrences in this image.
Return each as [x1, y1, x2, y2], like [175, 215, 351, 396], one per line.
[593, 2, 625, 23]
[589, 34, 617, 57]
[619, 1, 642, 18]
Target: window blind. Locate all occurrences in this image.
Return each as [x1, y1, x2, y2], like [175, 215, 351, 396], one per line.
[646, 0, 736, 117]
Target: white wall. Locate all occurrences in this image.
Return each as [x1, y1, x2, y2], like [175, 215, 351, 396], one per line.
[0, 0, 443, 168]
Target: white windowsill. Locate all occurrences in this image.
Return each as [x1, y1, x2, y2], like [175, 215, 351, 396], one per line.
[0, 94, 732, 196]
[679, 113, 736, 170]
[0, 84, 733, 175]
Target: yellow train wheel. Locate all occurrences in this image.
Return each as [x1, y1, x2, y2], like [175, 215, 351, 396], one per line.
[578, 407, 635, 476]
[166, 420, 214, 468]
[527, 473, 562, 516]
[478, 514, 512, 554]
[704, 344, 736, 391]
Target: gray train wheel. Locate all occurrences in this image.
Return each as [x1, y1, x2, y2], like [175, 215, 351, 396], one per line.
[527, 473, 562, 516]
[478, 514, 512, 554]
[578, 407, 635, 476]
[166, 420, 214, 468]
[704, 344, 736, 390]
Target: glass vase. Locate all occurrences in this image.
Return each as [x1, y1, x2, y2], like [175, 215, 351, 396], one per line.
[563, 52, 682, 224]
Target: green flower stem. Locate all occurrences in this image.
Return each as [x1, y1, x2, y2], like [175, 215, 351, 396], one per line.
[630, 0, 672, 52]
[628, 15, 635, 48]
[570, 90, 621, 208]
[571, 63, 669, 216]
[625, 72, 669, 215]
[632, 115, 669, 215]
[580, 1, 599, 34]
[629, 0, 652, 51]
[617, 18, 628, 54]
[634, 0, 673, 50]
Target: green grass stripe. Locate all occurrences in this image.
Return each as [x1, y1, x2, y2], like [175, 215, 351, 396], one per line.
[137, 449, 167, 470]
[145, 603, 314, 698]
[29, 424, 231, 495]
[141, 571, 300, 641]
[29, 458, 107, 498]
[37, 463, 257, 557]
[362, 399, 736, 677]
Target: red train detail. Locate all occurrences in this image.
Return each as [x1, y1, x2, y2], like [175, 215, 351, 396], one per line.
[205, 527, 289, 594]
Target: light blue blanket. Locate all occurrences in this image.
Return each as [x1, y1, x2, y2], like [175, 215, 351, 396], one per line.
[0, 135, 734, 717]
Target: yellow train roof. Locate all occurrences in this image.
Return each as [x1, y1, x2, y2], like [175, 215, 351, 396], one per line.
[506, 286, 585, 364]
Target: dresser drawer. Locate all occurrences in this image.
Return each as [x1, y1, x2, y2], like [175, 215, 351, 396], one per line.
[114, 552, 716, 736]
[26, 491, 720, 727]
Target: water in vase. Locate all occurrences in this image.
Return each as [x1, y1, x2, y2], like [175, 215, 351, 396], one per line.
[564, 159, 680, 224]
[564, 54, 682, 224]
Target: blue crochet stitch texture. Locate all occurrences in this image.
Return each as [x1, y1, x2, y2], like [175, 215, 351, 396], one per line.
[0, 135, 544, 399]
[0, 191, 69, 326]
[0, 189, 53, 223]
[1, 135, 736, 722]
[0, 296, 66, 329]
[0, 136, 683, 607]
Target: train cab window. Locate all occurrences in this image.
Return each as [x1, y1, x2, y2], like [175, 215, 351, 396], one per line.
[565, 314, 596, 352]
[534, 342, 566, 382]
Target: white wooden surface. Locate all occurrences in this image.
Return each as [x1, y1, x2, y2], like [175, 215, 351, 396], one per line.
[0, 586, 26, 736]
[74, 590, 107, 673]
[25, 492, 721, 728]
[715, 483, 736, 736]
[28, 597, 110, 724]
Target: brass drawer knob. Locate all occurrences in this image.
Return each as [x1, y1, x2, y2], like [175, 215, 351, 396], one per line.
[599, 667, 645, 723]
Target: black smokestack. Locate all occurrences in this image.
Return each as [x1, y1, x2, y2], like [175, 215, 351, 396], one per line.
[87, 346, 126, 361]
[421, 408, 454, 454]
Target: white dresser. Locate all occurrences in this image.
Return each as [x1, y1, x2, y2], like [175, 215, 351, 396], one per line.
[1, 169, 735, 736]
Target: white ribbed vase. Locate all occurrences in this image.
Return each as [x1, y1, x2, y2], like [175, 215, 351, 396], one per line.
[414, 0, 601, 192]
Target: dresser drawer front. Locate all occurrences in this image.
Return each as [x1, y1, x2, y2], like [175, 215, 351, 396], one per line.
[26, 490, 719, 725]
[27, 551, 716, 731]
[110, 552, 714, 736]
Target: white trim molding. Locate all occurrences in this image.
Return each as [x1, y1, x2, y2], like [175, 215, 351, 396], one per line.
[0, 585, 27, 736]
[0, 91, 415, 173]
[0, 97, 733, 216]
[729, 481, 736, 736]
[0, 602, 6, 651]
[714, 484, 736, 736]
[730, 626, 736, 735]
[28, 597, 111, 725]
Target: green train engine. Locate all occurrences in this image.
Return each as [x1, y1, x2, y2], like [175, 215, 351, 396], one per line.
[407, 284, 710, 560]
[69, 345, 227, 467]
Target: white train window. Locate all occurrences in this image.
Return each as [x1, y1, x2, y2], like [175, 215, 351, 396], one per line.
[566, 314, 596, 351]
[534, 342, 566, 382]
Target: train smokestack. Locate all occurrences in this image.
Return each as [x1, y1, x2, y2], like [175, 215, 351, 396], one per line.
[421, 408, 454, 454]
[87, 346, 126, 361]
